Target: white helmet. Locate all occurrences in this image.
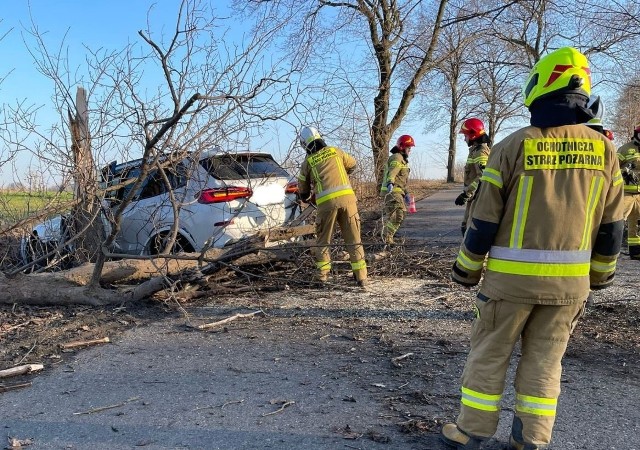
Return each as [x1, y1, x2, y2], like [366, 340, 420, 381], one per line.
[586, 95, 605, 128]
[299, 126, 322, 149]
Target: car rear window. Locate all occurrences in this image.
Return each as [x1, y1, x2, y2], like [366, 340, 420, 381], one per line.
[200, 154, 290, 180]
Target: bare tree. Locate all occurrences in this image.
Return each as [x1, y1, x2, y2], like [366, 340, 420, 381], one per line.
[0, 0, 302, 304]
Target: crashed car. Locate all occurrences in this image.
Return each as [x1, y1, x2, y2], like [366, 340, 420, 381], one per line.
[21, 149, 300, 268]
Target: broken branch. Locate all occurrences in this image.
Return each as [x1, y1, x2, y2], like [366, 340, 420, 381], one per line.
[0, 364, 44, 379]
[391, 352, 414, 368]
[73, 396, 139, 415]
[262, 400, 295, 417]
[60, 337, 110, 350]
[0, 382, 32, 393]
[196, 310, 265, 330]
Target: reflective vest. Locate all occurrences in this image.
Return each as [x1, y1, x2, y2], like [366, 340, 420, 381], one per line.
[463, 142, 491, 196]
[298, 146, 356, 205]
[380, 153, 410, 195]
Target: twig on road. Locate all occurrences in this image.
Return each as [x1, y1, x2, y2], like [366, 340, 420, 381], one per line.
[73, 396, 139, 415]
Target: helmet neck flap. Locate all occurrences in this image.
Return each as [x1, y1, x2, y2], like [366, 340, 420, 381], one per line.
[529, 93, 593, 128]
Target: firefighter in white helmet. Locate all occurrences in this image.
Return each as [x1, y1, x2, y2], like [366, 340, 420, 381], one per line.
[441, 47, 624, 449]
[456, 118, 491, 236]
[297, 126, 368, 287]
[616, 123, 640, 260]
[380, 134, 415, 244]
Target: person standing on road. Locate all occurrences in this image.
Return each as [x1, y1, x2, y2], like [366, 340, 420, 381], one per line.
[380, 134, 415, 244]
[455, 119, 491, 236]
[297, 126, 368, 287]
[616, 124, 640, 260]
[441, 47, 624, 450]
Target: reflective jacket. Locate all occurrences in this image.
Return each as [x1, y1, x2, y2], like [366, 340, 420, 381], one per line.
[463, 142, 490, 197]
[454, 124, 624, 305]
[616, 141, 640, 194]
[298, 146, 356, 205]
[380, 153, 410, 195]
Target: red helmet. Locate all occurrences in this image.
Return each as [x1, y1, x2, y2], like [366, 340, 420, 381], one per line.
[396, 134, 415, 150]
[459, 118, 486, 141]
[604, 129, 614, 141]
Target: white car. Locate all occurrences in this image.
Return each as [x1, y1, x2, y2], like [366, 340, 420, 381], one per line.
[21, 149, 300, 268]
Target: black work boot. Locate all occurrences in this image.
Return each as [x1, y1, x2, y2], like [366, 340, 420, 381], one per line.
[440, 423, 484, 449]
[509, 416, 548, 449]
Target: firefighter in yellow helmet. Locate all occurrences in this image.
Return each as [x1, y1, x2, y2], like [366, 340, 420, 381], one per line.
[380, 134, 415, 244]
[456, 118, 491, 236]
[616, 123, 640, 260]
[297, 126, 368, 287]
[441, 47, 624, 449]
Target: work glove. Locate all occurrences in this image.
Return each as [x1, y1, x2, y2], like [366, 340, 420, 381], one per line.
[454, 192, 469, 206]
[404, 193, 411, 204]
[451, 261, 479, 287]
[386, 182, 394, 193]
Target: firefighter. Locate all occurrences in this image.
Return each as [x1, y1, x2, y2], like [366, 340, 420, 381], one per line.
[616, 124, 640, 260]
[297, 126, 368, 287]
[441, 47, 624, 449]
[455, 118, 491, 236]
[380, 134, 415, 244]
[585, 94, 612, 140]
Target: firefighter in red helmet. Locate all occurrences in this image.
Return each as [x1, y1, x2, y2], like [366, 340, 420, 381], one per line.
[380, 134, 415, 244]
[456, 118, 491, 236]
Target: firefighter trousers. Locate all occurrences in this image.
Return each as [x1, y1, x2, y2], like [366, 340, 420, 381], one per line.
[622, 193, 640, 258]
[382, 192, 406, 244]
[314, 194, 367, 282]
[456, 296, 586, 446]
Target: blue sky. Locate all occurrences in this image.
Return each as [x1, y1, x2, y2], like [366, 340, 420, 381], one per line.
[1, 1, 453, 186]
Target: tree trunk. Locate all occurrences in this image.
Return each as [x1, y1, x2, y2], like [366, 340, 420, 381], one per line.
[69, 86, 105, 263]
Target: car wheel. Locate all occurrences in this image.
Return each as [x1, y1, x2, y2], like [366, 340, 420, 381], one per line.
[147, 233, 194, 255]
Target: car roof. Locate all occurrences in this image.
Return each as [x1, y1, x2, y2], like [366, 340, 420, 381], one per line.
[103, 148, 276, 174]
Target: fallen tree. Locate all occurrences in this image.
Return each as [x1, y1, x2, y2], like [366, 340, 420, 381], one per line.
[1, 223, 315, 306]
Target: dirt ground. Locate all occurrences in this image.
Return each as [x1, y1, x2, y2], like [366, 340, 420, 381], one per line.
[1, 183, 639, 449]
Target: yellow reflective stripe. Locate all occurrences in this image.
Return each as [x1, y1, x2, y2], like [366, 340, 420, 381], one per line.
[628, 237, 640, 245]
[612, 170, 623, 186]
[486, 259, 589, 276]
[481, 168, 503, 188]
[311, 166, 323, 193]
[316, 188, 355, 204]
[580, 176, 604, 250]
[456, 250, 484, 271]
[351, 260, 367, 270]
[466, 155, 488, 164]
[338, 158, 349, 185]
[590, 259, 616, 273]
[624, 185, 640, 193]
[315, 261, 331, 270]
[298, 174, 307, 182]
[461, 386, 501, 412]
[510, 176, 533, 249]
[516, 393, 557, 417]
[385, 222, 399, 232]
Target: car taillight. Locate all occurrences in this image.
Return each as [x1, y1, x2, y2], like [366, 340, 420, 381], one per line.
[197, 187, 253, 204]
[285, 181, 298, 194]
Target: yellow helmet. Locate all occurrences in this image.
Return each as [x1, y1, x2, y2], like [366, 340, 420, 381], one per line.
[522, 47, 591, 108]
